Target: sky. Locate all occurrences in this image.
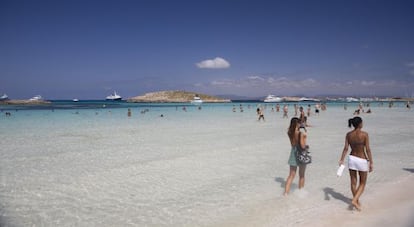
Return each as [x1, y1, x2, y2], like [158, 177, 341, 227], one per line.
[1, 0, 414, 99]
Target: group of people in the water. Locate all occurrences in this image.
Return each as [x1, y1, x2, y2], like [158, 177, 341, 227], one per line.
[1, 100, 412, 119]
[253, 103, 327, 122]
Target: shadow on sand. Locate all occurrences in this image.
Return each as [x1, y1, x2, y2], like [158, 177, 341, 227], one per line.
[323, 187, 353, 210]
[275, 177, 288, 189]
[402, 168, 414, 173]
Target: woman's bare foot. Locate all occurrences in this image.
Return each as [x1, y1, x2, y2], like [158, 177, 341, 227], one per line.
[352, 200, 361, 211]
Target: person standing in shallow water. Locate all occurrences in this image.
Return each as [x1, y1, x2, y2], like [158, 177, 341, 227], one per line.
[339, 116, 373, 211]
[257, 107, 265, 121]
[284, 117, 308, 196]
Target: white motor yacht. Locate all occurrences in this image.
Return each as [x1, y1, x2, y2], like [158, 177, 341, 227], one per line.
[264, 95, 283, 102]
[299, 97, 320, 102]
[29, 95, 43, 101]
[0, 94, 9, 101]
[191, 95, 203, 104]
[106, 91, 122, 101]
[346, 97, 359, 102]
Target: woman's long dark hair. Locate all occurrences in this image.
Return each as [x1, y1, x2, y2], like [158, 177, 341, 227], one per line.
[348, 116, 362, 128]
[288, 117, 300, 141]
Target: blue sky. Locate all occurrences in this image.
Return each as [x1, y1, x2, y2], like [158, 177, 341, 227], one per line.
[1, 0, 414, 99]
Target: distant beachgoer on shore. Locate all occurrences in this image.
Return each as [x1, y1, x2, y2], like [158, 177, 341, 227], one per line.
[294, 104, 298, 116]
[321, 103, 327, 111]
[344, 104, 348, 111]
[359, 102, 364, 112]
[366, 108, 372, 114]
[127, 108, 132, 117]
[307, 104, 311, 117]
[276, 104, 280, 112]
[257, 108, 265, 121]
[407, 101, 411, 109]
[315, 103, 320, 115]
[284, 117, 308, 196]
[299, 106, 304, 118]
[283, 105, 288, 118]
[353, 109, 360, 115]
[338, 116, 373, 211]
[299, 106, 307, 127]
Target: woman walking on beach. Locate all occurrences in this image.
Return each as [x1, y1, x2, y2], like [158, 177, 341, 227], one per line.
[339, 116, 373, 211]
[284, 117, 308, 196]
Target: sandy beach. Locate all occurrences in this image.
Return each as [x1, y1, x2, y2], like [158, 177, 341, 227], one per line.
[0, 102, 413, 226]
[313, 174, 414, 227]
[227, 173, 414, 227]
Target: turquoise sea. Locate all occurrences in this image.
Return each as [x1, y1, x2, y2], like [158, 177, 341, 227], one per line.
[1, 101, 413, 226]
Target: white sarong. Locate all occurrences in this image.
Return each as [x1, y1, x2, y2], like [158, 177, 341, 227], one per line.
[348, 155, 369, 172]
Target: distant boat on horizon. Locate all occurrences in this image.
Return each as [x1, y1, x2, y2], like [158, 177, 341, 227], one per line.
[0, 94, 9, 101]
[106, 91, 122, 101]
[29, 95, 43, 101]
[264, 95, 283, 102]
[72, 98, 79, 102]
[346, 97, 359, 102]
[191, 95, 203, 104]
[299, 97, 320, 102]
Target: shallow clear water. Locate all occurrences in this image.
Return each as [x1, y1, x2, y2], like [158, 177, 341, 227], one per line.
[0, 102, 413, 226]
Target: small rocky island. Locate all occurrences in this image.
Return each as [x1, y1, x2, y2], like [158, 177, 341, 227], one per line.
[127, 90, 231, 103]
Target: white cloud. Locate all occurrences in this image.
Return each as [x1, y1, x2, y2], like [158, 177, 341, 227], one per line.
[300, 78, 319, 87]
[211, 79, 235, 86]
[196, 57, 230, 69]
[361, 81, 376, 86]
[406, 62, 414, 67]
[247, 76, 265, 81]
[202, 75, 414, 97]
[210, 76, 320, 90]
[405, 62, 414, 75]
